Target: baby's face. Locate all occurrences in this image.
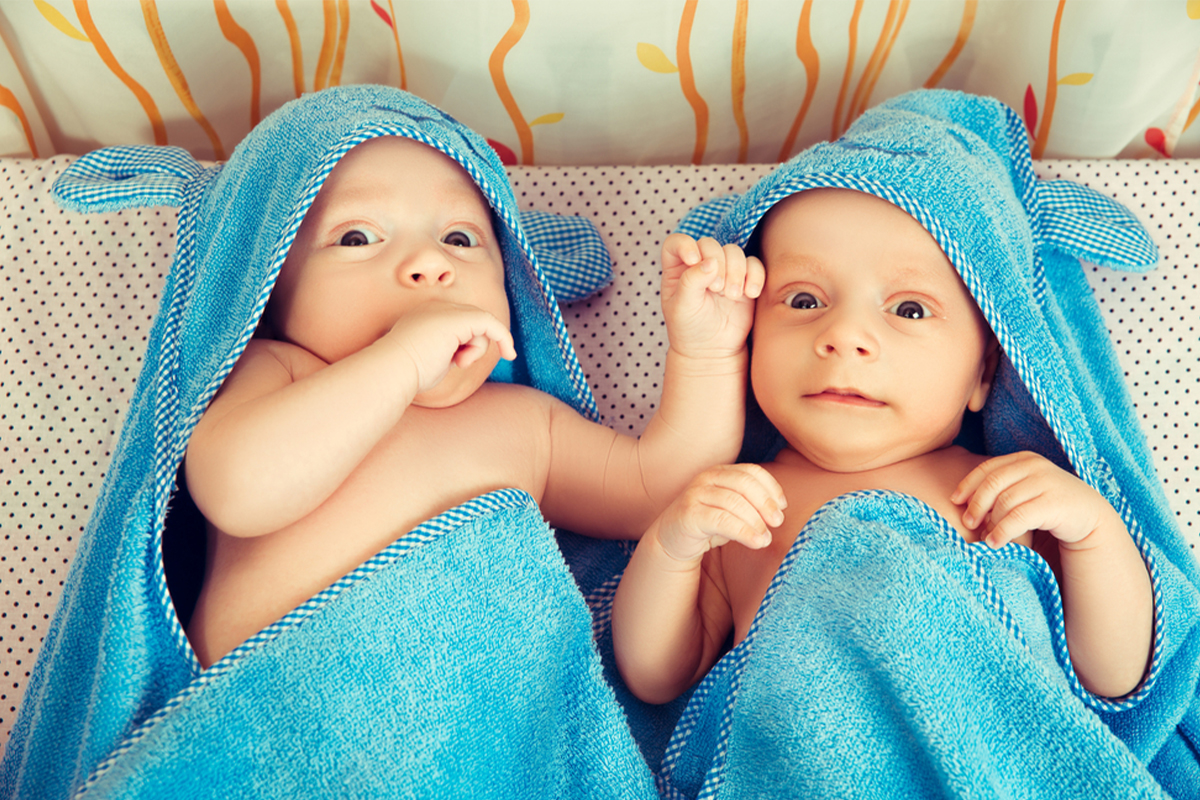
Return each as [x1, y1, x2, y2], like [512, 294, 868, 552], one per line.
[751, 188, 996, 472]
[268, 136, 509, 406]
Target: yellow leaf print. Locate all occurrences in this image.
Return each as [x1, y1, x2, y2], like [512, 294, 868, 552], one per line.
[529, 113, 563, 126]
[1058, 72, 1093, 86]
[34, 0, 89, 41]
[1189, 0, 1200, 20]
[637, 42, 678, 74]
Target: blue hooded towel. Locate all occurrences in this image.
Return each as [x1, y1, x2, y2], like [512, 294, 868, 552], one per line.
[1, 86, 658, 799]
[588, 90, 1200, 799]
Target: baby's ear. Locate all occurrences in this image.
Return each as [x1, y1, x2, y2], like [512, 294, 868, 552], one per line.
[52, 145, 214, 213]
[968, 337, 1002, 412]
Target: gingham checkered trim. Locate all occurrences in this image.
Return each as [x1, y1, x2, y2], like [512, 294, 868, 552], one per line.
[1034, 179, 1158, 271]
[77, 488, 538, 798]
[53, 145, 205, 212]
[674, 194, 740, 240]
[147, 164, 222, 674]
[584, 572, 623, 642]
[519, 208, 613, 302]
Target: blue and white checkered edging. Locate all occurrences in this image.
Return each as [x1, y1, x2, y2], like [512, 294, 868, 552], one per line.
[1033, 179, 1158, 271]
[78, 488, 536, 798]
[54, 145, 205, 213]
[519, 208, 612, 303]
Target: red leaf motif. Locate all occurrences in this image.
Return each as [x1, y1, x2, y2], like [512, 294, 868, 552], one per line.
[1144, 128, 1168, 157]
[371, 0, 393, 28]
[1023, 85, 1038, 139]
[487, 138, 518, 166]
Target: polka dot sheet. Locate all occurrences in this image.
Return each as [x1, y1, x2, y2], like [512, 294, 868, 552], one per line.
[2, 158, 1197, 749]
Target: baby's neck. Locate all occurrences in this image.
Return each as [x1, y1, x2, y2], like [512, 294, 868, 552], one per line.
[769, 443, 990, 541]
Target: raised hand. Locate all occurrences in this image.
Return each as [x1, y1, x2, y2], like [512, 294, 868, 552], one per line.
[951, 451, 1123, 550]
[660, 233, 764, 360]
[653, 463, 787, 564]
[381, 299, 517, 395]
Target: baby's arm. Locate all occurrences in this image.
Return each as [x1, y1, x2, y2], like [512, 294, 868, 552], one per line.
[612, 464, 785, 704]
[542, 236, 762, 537]
[952, 451, 1153, 698]
[185, 301, 514, 537]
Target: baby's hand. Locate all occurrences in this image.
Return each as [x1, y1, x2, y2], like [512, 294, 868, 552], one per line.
[383, 300, 516, 394]
[654, 464, 786, 564]
[660, 233, 764, 360]
[951, 451, 1117, 550]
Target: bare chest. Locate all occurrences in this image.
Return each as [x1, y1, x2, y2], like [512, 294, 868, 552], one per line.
[720, 448, 1002, 643]
[205, 386, 550, 608]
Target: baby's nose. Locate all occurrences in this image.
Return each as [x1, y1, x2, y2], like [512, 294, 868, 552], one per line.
[814, 312, 877, 358]
[400, 247, 456, 287]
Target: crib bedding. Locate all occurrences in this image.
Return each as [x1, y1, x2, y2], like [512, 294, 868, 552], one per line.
[2, 155, 1199, 792]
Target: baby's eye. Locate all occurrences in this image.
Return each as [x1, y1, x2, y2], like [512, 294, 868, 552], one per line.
[785, 292, 823, 310]
[890, 300, 930, 319]
[442, 229, 479, 248]
[338, 229, 379, 247]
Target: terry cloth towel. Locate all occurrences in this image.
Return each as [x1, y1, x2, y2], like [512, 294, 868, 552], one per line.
[630, 89, 1200, 799]
[1, 85, 657, 800]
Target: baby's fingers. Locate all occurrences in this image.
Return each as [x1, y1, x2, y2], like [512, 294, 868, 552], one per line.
[981, 486, 1055, 548]
[662, 233, 704, 272]
[450, 314, 517, 367]
[744, 254, 765, 299]
[689, 488, 774, 550]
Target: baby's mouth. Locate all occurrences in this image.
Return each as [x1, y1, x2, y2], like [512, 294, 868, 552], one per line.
[806, 388, 885, 407]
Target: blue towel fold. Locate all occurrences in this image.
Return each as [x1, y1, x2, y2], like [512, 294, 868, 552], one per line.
[1, 86, 656, 800]
[621, 89, 1200, 797]
[660, 493, 1185, 799]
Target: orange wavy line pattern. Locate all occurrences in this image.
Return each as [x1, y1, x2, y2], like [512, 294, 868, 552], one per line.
[845, 0, 898, 129]
[677, 0, 708, 165]
[215, 0, 262, 128]
[0, 83, 37, 157]
[1032, 0, 1066, 158]
[924, 0, 977, 88]
[779, 0, 819, 162]
[489, 0, 532, 165]
[276, 0, 305, 97]
[331, 0, 349, 87]
[74, 0, 166, 145]
[1186, 97, 1200, 133]
[387, 0, 406, 89]
[730, 0, 749, 163]
[832, 0, 863, 139]
[141, 0, 224, 158]
[854, 0, 909, 122]
[314, 0, 338, 91]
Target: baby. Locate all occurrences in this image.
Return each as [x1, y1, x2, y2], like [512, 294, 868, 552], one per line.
[184, 134, 762, 667]
[611, 187, 1154, 704]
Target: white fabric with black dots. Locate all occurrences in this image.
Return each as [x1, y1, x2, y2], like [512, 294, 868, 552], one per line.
[2, 158, 1197, 749]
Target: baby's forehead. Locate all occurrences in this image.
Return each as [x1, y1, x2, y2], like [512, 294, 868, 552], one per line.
[324, 136, 491, 206]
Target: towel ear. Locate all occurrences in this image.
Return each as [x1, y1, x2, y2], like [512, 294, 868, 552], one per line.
[519, 209, 613, 302]
[1033, 180, 1158, 273]
[52, 145, 212, 213]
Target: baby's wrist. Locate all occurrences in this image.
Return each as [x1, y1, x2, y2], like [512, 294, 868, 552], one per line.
[648, 523, 707, 572]
[666, 345, 748, 377]
[1056, 508, 1130, 554]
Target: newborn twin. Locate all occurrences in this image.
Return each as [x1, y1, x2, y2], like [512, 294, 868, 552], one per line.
[184, 87, 1150, 707]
